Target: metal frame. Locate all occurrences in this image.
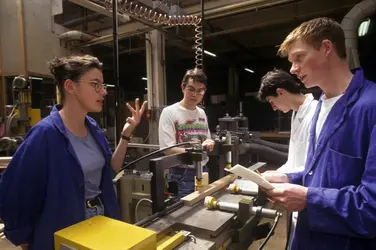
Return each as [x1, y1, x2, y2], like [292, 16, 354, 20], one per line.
[149, 152, 193, 213]
[112, 0, 121, 146]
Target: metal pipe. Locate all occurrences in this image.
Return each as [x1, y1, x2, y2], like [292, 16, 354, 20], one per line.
[59, 30, 95, 41]
[205, 196, 278, 219]
[341, 0, 376, 69]
[204, 4, 355, 39]
[63, 13, 102, 28]
[127, 143, 160, 149]
[78, 0, 296, 46]
[112, 0, 121, 147]
[192, 0, 296, 20]
[225, 131, 232, 169]
[227, 183, 258, 196]
[195, 161, 203, 181]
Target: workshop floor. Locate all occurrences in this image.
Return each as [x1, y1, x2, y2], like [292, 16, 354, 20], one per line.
[0, 224, 20, 250]
[0, 207, 288, 250]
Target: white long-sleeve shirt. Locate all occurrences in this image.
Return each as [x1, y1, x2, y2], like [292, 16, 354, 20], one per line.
[277, 94, 318, 174]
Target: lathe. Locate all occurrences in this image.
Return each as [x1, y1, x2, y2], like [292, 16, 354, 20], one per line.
[54, 145, 282, 250]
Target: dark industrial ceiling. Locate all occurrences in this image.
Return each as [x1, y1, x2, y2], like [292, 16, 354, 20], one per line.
[55, 0, 361, 65]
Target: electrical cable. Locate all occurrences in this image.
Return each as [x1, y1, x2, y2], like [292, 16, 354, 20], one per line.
[257, 212, 282, 250]
[285, 212, 293, 250]
[135, 198, 152, 222]
[105, 0, 203, 69]
[119, 141, 194, 172]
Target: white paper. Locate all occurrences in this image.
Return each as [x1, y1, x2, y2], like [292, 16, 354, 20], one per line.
[225, 164, 275, 190]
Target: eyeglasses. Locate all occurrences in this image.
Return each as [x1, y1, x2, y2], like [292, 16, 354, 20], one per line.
[185, 86, 206, 96]
[89, 81, 107, 92]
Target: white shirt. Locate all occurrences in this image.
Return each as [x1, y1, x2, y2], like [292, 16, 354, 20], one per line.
[277, 94, 318, 236]
[278, 94, 318, 174]
[158, 102, 211, 166]
[315, 94, 343, 144]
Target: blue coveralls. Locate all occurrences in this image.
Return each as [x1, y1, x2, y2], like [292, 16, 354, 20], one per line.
[0, 105, 119, 250]
[288, 69, 376, 250]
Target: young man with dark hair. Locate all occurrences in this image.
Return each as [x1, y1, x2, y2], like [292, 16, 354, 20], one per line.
[263, 17, 376, 250]
[158, 68, 214, 198]
[258, 69, 317, 247]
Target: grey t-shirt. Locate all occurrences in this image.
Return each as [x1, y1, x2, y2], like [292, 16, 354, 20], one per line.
[67, 129, 105, 199]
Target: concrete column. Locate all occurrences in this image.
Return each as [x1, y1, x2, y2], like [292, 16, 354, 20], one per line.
[145, 30, 166, 145]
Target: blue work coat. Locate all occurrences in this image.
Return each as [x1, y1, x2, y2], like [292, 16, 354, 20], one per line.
[288, 68, 376, 250]
[0, 105, 119, 250]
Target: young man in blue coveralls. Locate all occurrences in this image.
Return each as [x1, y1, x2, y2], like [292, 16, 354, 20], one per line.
[263, 17, 376, 250]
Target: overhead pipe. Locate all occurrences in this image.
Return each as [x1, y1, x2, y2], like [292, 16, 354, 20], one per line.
[341, 0, 376, 69]
[59, 30, 96, 42]
[62, 13, 102, 28]
[76, 0, 298, 46]
[191, 0, 296, 20]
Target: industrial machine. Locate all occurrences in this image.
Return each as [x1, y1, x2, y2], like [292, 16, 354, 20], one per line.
[55, 138, 282, 250]
[116, 108, 264, 224]
[55, 161, 281, 250]
[0, 76, 44, 153]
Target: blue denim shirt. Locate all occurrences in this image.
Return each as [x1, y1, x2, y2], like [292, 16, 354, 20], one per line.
[0, 105, 119, 250]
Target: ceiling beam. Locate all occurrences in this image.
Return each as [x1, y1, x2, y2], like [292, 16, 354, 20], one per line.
[68, 0, 130, 23]
[77, 0, 297, 46]
[199, 0, 357, 39]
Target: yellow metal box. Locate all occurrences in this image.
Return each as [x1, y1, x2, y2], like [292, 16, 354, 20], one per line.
[54, 215, 157, 250]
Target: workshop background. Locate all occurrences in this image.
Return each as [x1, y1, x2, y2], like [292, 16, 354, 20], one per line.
[1, 0, 376, 249]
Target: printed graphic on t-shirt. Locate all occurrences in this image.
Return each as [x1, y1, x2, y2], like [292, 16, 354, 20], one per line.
[174, 118, 209, 143]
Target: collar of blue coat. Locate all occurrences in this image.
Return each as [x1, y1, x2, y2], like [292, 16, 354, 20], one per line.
[49, 104, 103, 137]
[306, 67, 366, 170]
[318, 67, 363, 107]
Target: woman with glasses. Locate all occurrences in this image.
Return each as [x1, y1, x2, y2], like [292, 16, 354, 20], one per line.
[0, 55, 147, 250]
[158, 68, 215, 199]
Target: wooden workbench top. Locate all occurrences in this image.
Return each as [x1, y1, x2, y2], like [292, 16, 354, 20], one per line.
[0, 157, 11, 171]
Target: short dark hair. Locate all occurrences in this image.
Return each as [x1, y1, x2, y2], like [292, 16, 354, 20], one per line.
[278, 17, 346, 59]
[48, 55, 103, 102]
[182, 68, 207, 86]
[258, 69, 301, 101]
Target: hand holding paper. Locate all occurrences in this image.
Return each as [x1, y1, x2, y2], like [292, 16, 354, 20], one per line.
[225, 164, 275, 190]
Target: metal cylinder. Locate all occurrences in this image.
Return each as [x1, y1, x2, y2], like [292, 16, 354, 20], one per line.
[218, 201, 238, 213]
[195, 161, 203, 181]
[205, 196, 279, 219]
[228, 183, 258, 196]
[226, 131, 232, 166]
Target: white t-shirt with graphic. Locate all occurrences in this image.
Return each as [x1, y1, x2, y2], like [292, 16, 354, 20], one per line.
[158, 102, 211, 166]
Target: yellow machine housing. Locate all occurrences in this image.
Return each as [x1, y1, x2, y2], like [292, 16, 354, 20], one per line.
[54, 216, 157, 250]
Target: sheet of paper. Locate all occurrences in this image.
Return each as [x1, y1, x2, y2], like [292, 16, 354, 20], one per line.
[225, 164, 275, 190]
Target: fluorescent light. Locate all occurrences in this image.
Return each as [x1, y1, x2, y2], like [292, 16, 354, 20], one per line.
[30, 77, 43, 80]
[105, 84, 115, 88]
[244, 68, 254, 73]
[142, 77, 147, 81]
[204, 50, 216, 57]
[359, 19, 371, 37]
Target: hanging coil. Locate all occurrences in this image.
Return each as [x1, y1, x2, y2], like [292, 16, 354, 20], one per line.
[104, 0, 203, 69]
[194, 23, 203, 70]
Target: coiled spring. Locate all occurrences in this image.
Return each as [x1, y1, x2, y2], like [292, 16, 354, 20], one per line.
[104, 0, 203, 69]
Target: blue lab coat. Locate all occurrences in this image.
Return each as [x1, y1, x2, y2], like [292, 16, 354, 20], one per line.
[0, 105, 119, 250]
[287, 69, 376, 250]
